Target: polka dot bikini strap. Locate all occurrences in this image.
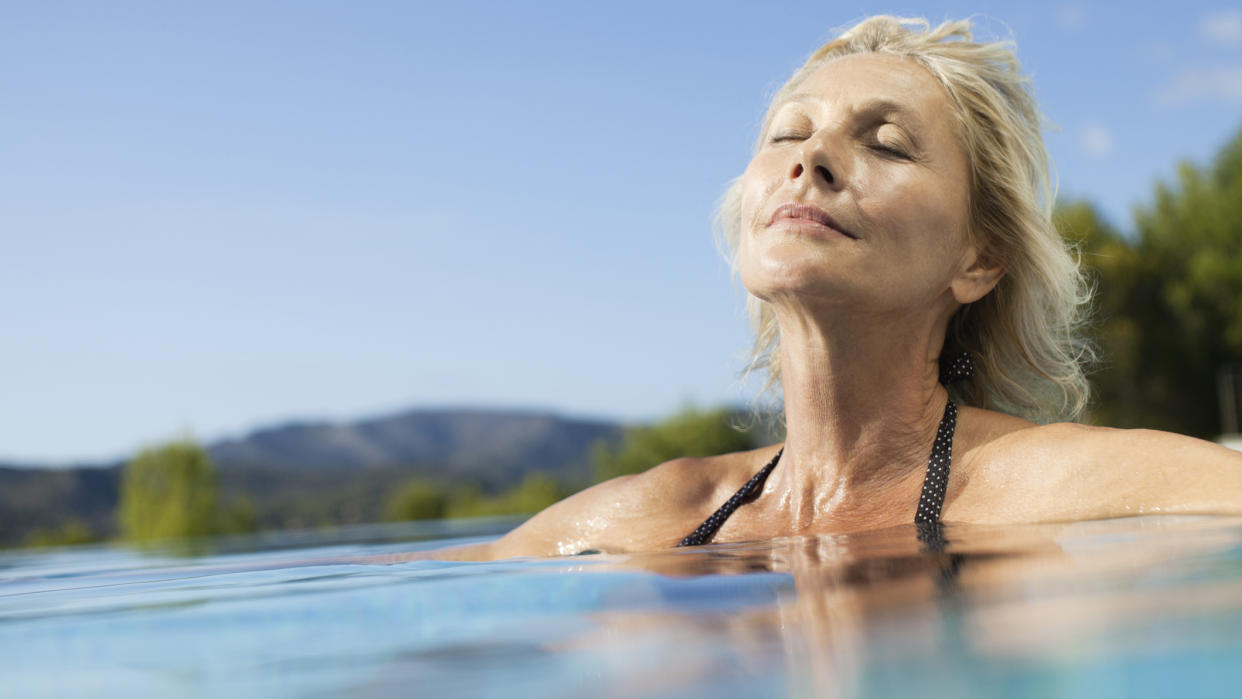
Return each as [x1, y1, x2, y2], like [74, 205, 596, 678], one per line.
[677, 448, 782, 547]
[919, 351, 972, 526]
[938, 351, 974, 385]
[914, 399, 957, 525]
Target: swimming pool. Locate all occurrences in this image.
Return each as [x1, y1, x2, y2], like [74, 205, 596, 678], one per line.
[3, 515, 1242, 697]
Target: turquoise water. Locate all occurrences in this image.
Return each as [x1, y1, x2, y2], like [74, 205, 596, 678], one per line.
[3, 515, 1242, 697]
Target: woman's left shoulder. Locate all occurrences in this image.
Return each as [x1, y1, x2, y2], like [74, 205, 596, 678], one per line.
[953, 412, 1242, 521]
[987, 420, 1242, 470]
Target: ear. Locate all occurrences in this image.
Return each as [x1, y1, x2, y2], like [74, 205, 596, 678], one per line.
[950, 246, 1006, 304]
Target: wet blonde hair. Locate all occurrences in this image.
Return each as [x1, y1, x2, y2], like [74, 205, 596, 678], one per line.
[718, 16, 1093, 424]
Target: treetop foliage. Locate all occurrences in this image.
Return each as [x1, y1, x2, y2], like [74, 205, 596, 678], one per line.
[592, 405, 760, 481]
[1060, 124, 1242, 436]
[119, 439, 256, 545]
[120, 440, 218, 543]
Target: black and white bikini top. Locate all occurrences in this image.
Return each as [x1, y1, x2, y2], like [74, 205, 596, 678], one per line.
[677, 353, 974, 547]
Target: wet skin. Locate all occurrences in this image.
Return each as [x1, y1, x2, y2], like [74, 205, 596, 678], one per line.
[429, 55, 1242, 561]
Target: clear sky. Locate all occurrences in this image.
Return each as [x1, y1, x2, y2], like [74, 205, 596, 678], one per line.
[3, 1, 1241, 464]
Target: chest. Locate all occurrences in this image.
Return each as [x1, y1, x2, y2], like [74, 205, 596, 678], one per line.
[685, 472, 934, 546]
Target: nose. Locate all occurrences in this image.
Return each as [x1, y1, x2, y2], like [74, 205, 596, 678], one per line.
[789, 130, 839, 189]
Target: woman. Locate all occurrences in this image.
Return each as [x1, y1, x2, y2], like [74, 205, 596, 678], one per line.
[441, 16, 1242, 560]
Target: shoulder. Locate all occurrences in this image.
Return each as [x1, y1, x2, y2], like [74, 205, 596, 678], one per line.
[951, 416, 1242, 523]
[483, 447, 779, 559]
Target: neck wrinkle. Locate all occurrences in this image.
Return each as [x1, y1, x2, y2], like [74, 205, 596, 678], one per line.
[765, 306, 951, 529]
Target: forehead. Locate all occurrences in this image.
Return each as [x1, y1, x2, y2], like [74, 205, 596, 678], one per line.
[773, 53, 957, 128]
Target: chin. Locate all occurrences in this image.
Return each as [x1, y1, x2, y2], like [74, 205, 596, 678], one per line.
[747, 231, 831, 269]
[739, 253, 848, 304]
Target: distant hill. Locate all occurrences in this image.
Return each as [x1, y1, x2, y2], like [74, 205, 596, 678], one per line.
[0, 407, 624, 546]
[208, 407, 622, 485]
[0, 465, 121, 546]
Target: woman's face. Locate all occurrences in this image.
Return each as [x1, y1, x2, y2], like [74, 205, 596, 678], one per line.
[738, 53, 982, 319]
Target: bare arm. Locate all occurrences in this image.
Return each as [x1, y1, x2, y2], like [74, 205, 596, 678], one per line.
[423, 458, 711, 561]
[1100, 427, 1242, 515]
[422, 473, 660, 561]
[365, 492, 616, 563]
[432, 481, 630, 563]
[966, 424, 1242, 523]
[356, 477, 646, 563]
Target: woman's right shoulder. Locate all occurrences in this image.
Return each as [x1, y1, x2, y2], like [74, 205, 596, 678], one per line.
[479, 448, 771, 559]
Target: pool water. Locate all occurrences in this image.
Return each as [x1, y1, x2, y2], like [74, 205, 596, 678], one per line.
[3, 515, 1242, 697]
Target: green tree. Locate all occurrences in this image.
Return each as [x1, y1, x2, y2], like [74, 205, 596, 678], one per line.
[24, 519, 97, 547]
[445, 473, 567, 519]
[492, 472, 564, 515]
[119, 440, 218, 542]
[1061, 124, 1242, 436]
[1055, 200, 1145, 427]
[1129, 128, 1242, 436]
[592, 405, 759, 481]
[385, 479, 450, 521]
[215, 496, 258, 535]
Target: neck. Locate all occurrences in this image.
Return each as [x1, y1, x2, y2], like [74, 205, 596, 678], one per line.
[767, 306, 951, 525]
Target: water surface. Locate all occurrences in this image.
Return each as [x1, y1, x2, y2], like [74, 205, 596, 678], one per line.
[3, 515, 1242, 697]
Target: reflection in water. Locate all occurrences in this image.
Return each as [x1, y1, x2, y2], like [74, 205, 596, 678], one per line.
[3, 516, 1242, 697]
[578, 516, 1242, 697]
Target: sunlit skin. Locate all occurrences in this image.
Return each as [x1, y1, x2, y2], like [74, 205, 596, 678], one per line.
[428, 54, 1242, 561]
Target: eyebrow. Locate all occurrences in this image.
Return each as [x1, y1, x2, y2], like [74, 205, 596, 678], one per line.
[780, 95, 925, 130]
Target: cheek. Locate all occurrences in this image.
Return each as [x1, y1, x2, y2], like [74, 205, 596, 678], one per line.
[857, 169, 969, 250]
[736, 166, 774, 243]
[738, 167, 782, 244]
[737, 168, 764, 233]
[735, 184, 771, 295]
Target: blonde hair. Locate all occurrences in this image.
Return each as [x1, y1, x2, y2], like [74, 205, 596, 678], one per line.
[718, 16, 1093, 424]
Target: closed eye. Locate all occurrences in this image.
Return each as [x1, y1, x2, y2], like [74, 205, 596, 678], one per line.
[769, 132, 810, 144]
[872, 143, 911, 159]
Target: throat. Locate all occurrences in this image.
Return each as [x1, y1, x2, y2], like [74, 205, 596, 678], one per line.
[682, 397, 960, 546]
[762, 453, 935, 534]
[789, 398, 958, 527]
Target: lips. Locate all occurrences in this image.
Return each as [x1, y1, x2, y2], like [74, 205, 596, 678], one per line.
[768, 203, 857, 239]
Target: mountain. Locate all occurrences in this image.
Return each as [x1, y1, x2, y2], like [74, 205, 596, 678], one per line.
[0, 464, 121, 546]
[0, 407, 624, 546]
[208, 407, 621, 485]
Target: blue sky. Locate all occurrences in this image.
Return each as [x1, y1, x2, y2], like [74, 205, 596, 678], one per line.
[3, 1, 1241, 463]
